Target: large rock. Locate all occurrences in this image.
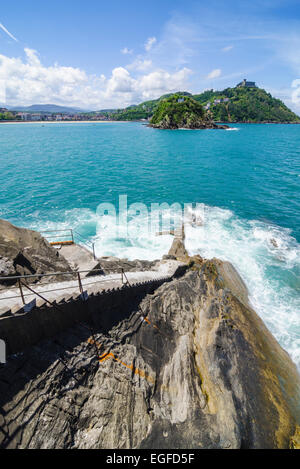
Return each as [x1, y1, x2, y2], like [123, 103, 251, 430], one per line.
[168, 238, 189, 260]
[0, 219, 71, 285]
[0, 258, 299, 449]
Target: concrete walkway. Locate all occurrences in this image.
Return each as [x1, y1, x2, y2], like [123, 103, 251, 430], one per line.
[58, 244, 98, 276]
[0, 260, 182, 317]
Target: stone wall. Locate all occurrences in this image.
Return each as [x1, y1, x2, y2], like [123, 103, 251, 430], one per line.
[0, 277, 170, 357]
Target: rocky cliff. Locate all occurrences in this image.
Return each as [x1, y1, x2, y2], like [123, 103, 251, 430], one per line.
[0, 219, 71, 286]
[0, 251, 299, 449]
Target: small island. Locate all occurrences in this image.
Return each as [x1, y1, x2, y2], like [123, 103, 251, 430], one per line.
[149, 94, 229, 130]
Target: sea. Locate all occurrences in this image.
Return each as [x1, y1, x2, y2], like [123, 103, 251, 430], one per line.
[0, 121, 299, 367]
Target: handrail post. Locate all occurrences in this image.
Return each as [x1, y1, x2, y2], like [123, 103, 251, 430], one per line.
[18, 279, 26, 305]
[77, 272, 84, 295]
[92, 243, 96, 260]
[71, 229, 74, 244]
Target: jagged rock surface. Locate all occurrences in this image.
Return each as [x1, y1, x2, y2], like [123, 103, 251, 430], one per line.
[0, 219, 71, 286]
[0, 259, 299, 449]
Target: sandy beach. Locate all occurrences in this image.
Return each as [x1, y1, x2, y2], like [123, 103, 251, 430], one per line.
[0, 120, 130, 125]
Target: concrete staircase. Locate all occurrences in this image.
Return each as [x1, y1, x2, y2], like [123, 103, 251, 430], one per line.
[58, 244, 99, 276]
[0, 259, 184, 318]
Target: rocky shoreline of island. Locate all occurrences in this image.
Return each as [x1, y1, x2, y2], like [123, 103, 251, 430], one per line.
[149, 121, 229, 130]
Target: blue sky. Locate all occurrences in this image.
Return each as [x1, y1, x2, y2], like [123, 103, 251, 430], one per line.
[0, 0, 300, 112]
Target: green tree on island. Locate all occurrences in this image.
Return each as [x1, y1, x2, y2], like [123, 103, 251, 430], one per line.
[96, 85, 300, 124]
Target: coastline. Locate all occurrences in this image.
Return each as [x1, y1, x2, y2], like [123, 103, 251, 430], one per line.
[1, 120, 300, 125]
[0, 120, 130, 125]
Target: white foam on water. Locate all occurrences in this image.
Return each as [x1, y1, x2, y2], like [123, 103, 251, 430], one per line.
[93, 207, 179, 261]
[32, 204, 299, 368]
[185, 205, 300, 368]
[225, 127, 239, 131]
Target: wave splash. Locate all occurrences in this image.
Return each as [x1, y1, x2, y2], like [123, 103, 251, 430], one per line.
[31, 204, 300, 368]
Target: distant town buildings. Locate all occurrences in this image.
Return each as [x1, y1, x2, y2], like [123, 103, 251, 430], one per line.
[18, 113, 31, 121]
[9, 112, 112, 122]
[236, 79, 257, 88]
[31, 114, 42, 121]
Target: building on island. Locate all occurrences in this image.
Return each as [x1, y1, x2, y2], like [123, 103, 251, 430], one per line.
[207, 98, 230, 107]
[236, 79, 257, 88]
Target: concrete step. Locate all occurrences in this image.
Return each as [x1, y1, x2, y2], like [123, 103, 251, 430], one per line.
[0, 260, 184, 318]
[58, 244, 98, 277]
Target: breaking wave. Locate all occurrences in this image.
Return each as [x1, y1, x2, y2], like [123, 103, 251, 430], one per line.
[31, 203, 300, 368]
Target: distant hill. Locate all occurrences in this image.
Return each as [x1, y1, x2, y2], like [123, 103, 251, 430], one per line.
[96, 92, 193, 121]
[192, 87, 300, 123]
[7, 85, 300, 123]
[96, 86, 299, 123]
[9, 104, 86, 114]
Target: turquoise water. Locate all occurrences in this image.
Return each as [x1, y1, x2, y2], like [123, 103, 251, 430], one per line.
[0, 122, 299, 366]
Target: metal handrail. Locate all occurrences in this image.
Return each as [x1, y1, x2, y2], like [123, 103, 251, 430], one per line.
[41, 228, 96, 260]
[41, 229, 73, 233]
[72, 230, 96, 260]
[0, 276, 126, 301]
[0, 268, 104, 282]
[41, 228, 74, 244]
[0, 268, 165, 306]
[0, 268, 117, 306]
[18, 280, 102, 368]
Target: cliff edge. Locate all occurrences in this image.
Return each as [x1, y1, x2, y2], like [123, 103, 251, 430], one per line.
[0, 244, 299, 449]
[0, 219, 71, 285]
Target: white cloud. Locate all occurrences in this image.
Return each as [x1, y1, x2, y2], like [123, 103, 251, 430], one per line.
[206, 69, 222, 79]
[0, 22, 18, 42]
[105, 67, 135, 95]
[267, 82, 300, 115]
[127, 58, 153, 72]
[222, 45, 233, 52]
[0, 48, 88, 106]
[0, 48, 192, 109]
[145, 37, 157, 52]
[149, 19, 199, 68]
[121, 47, 133, 55]
[137, 68, 192, 99]
[291, 79, 300, 110]
[292, 79, 300, 89]
[279, 37, 300, 75]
